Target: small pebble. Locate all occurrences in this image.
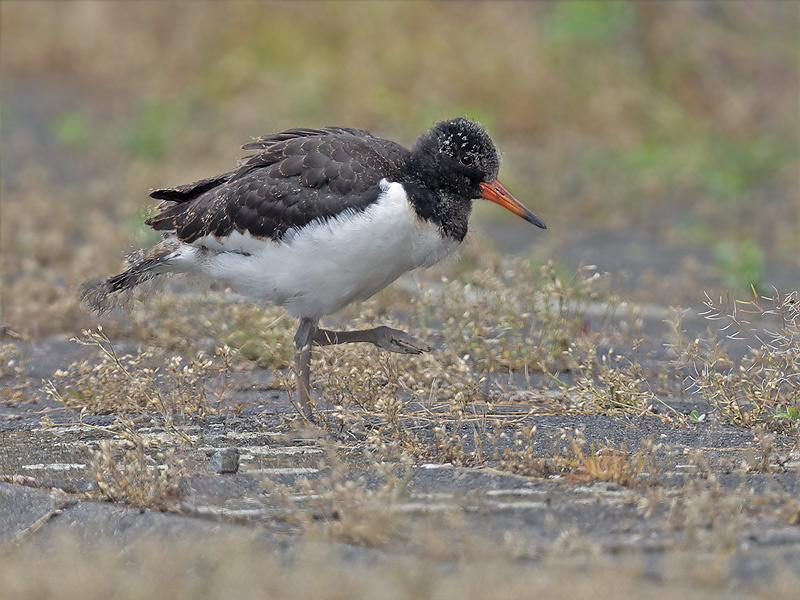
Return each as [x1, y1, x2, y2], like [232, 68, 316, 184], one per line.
[209, 448, 239, 474]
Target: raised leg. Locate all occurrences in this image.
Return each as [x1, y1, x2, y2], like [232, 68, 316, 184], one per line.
[293, 317, 317, 419]
[291, 319, 431, 420]
[312, 325, 431, 354]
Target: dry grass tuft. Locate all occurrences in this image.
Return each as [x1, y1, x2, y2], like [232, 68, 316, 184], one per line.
[44, 327, 230, 416]
[90, 426, 186, 511]
[495, 426, 658, 487]
[0, 345, 30, 403]
[569, 349, 660, 416]
[495, 425, 565, 477]
[264, 444, 414, 548]
[566, 435, 658, 488]
[679, 290, 800, 430]
[0, 342, 23, 380]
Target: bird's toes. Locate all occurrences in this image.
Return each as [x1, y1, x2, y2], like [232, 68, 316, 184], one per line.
[371, 326, 431, 354]
[389, 332, 432, 354]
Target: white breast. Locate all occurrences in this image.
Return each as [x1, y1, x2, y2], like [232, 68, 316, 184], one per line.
[186, 180, 459, 318]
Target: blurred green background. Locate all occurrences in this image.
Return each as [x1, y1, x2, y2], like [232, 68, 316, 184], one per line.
[1, 0, 798, 333]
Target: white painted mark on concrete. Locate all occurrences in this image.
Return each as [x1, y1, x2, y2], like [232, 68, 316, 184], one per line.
[391, 503, 459, 513]
[289, 494, 326, 502]
[487, 500, 547, 510]
[572, 485, 633, 496]
[139, 432, 199, 444]
[33, 425, 97, 435]
[190, 506, 266, 518]
[222, 431, 284, 440]
[486, 488, 544, 497]
[249, 467, 319, 475]
[22, 463, 86, 471]
[236, 446, 323, 457]
[410, 492, 455, 501]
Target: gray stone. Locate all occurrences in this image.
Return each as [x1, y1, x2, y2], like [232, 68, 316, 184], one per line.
[209, 448, 239, 474]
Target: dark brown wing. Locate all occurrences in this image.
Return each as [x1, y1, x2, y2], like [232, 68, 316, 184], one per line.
[149, 171, 235, 203]
[240, 126, 378, 151]
[146, 128, 409, 243]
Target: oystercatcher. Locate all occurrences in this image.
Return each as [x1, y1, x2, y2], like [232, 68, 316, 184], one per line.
[82, 118, 546, 416]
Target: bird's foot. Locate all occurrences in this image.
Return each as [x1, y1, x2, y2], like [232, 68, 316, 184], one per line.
[370, 326, 432, 354]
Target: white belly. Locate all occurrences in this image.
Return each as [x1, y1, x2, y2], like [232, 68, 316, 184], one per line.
[182, 180, 459, 318]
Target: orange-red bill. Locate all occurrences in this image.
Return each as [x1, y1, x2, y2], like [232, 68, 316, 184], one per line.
[479, 179, 546, 229]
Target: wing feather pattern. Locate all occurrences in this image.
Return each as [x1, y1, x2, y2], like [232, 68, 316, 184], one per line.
[146, 127, 408, 243]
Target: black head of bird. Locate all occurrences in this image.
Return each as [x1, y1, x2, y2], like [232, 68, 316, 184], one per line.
[410, 117, 547, 229]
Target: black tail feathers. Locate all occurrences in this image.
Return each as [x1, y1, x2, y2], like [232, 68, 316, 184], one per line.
[80, 242, 180, 314]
